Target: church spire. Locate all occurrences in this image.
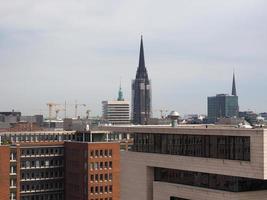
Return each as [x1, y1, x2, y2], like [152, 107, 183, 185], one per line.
[117, 80, 124, 101]
[232, 71, 237, 96]
[136, 35, 148, 79]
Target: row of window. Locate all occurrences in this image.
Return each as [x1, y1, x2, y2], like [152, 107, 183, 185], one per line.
[20, 193, 63, 200]
[90, 149, 113, 158]
[90, 161, 113, 170]
[155, 167, 267, 192]
[21, 182, 63, 192]
[90, 185, 113, 194]
[90, 173, 113, 182]
[132, 133, 250, 161]
[90, 198, 112, 200]
[21, 159, 63, 168]
[21, 170, 63, 180]
[21, 148, 63, 157]
[7, 133, 75, 143]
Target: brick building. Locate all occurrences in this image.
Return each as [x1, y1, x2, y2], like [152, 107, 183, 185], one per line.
[0, 131, 120, 200]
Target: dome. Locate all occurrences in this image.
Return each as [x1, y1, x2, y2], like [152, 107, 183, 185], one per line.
[169, 111, 180, 119]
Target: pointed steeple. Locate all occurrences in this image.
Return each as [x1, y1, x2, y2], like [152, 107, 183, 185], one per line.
[117, 80, 124, 101]
[232, 72, 237, 96]
[136, 35, 148, 79]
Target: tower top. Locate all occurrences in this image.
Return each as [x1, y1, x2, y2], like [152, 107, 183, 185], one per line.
[117, 80, 124, 101]
[232, 71, 237, 96]
[136, 35, 148, 79]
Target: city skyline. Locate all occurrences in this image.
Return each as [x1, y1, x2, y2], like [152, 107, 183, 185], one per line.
[0, 0, 267, 117]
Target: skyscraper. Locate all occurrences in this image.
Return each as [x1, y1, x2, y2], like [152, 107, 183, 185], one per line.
[207, 72, 239, 123]
[132, 36, 152, 125]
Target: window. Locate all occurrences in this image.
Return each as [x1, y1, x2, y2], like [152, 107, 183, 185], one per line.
[104, 149, 108, 157]
[90, 174, 94, 182]
[131, 133, 251, 161]
[108, 149, 112, 157]
[155, 167, 267, 192]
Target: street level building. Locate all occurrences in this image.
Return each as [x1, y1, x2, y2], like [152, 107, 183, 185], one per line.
[99, 125, 267, 200]
[132, 36, 152, 125]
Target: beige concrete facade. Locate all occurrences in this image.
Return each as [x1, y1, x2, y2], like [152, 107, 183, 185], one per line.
[103, 126, 267, 200]
[153, 182, 267, 200]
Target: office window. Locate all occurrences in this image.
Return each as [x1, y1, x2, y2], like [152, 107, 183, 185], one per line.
[132, 133, 250, 161]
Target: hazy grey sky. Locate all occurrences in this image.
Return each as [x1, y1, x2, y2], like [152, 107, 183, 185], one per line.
[0, 0, 267, 118]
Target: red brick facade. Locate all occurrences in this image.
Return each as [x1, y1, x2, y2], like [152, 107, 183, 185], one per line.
[65, 142, 120, 200]
[0, 146, 10, 200]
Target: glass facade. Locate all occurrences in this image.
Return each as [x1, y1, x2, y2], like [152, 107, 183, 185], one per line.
[208, 94, 239, 123]
[132, 133, 250, 161]
[155, 167, 267, 192]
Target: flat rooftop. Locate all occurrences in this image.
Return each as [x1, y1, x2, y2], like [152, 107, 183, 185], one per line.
[97, 125, 266, 136]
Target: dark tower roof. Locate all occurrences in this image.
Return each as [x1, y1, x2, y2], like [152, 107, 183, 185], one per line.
[232, 72, 237, 96]
[136, 36, 148, 79]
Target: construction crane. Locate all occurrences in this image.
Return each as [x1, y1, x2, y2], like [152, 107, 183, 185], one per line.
[46, 102, 61, 120]
[154, 109, 168, 119]
[63, 101, 87, 119]
[55, 108, 66, 120]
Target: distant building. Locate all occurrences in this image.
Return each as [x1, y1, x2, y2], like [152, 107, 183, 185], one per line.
[132, 36, 152, 125]
[21, 115, 44, 127]
[102, 85, 130, 125]
[0, 111, 21, 123]
[207, 73, 239, 123]
[63, 118, 91, 131]
[239, 111, 258, 125]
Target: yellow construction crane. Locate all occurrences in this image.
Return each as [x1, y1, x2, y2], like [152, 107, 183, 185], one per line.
[154, 109, 168, 119]
[64, 101, 87, 119]
[55, 108, 66, 120]
[74, 101, 86, 118]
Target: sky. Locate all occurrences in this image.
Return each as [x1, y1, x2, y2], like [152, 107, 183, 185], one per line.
[0, 0, 267, 118]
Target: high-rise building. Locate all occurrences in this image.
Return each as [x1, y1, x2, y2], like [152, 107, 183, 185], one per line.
[132, 36, 152, 125]
[100, 125, 267, 200]
[102, 85, 130, 125]
[207, 73, 239, 123]
[0, 130, 120, 200]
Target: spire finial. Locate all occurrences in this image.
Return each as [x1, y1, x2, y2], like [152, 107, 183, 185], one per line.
[117, 78, 124, 101]
[136, 35, 148, 79]
[232, 70, 237, 96]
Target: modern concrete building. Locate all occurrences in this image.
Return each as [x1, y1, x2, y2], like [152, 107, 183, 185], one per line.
[0, 130, 120, 200]
[207, 73, 239, 123]
[99, 125, 267, 200]
[102, 96, 130, 125]
[132, 36, 152, 125]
